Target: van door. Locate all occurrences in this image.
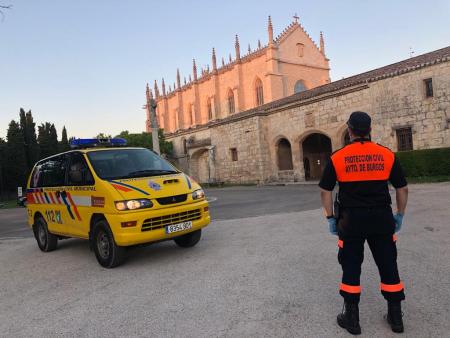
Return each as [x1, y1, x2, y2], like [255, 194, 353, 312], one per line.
[65, 152, 96, 238]
[31, 155, 70, 235]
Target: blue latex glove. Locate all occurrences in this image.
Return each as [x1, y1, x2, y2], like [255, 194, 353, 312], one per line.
[327, 217, 338, 236]
[393, 213, 404, 233]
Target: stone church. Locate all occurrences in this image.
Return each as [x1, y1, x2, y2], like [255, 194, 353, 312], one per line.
[146, 17, 450, 184]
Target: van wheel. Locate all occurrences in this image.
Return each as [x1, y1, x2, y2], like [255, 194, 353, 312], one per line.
[174, 229, 202, 248]
[92, 220, 125, 268]
[33, 217, 58, 252]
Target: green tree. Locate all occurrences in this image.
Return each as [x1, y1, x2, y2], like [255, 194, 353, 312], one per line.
[116, 129, 173, 155]
[95, 133, 112, 139]
[38, 122, 59, 159]
[0, 137, 6, 198]
[59, 126, 70, 152]
[4, 120, 27, 191]
[19, 108, 39, 172]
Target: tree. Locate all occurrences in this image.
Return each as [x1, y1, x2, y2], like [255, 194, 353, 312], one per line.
[19, 108, 39, 173]
[59, 126, 70, 152]
[4, 120, 27, 191]
[0, 137, 6, 198]
[49, 123, 58, 152]
[38, 122, 59, 159]
[95, 133, 112, 139]
[116, 129, 173, 155]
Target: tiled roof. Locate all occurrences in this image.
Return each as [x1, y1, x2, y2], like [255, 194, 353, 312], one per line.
[263, 45, 450, 111]
[169, 46, 450, 136]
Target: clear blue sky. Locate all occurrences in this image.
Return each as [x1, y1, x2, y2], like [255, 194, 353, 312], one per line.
[1, 0, 449, 139]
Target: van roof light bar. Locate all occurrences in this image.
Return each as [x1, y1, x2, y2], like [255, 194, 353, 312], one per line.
[70, 138, 127, 149]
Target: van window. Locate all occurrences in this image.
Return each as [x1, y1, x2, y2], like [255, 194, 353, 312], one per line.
[68, 152, 94, 186]
[31, 156, 67, 188]
[87, 149, 178, 180]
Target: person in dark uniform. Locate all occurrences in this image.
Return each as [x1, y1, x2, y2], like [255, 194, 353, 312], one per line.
[319, 111, 408, 335]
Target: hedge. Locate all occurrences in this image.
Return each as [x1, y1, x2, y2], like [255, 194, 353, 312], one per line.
[395, 147, 450, 177]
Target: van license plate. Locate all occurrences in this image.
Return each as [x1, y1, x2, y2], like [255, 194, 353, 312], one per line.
[166, 221, 192, 234]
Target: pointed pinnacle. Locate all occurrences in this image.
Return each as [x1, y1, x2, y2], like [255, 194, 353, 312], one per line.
[320, 31, 325, 55]
[212, 47, 217, 70]
[268, 15, 274, 44]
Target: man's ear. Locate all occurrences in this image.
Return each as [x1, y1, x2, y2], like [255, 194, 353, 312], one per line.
[347, 127, 354, 138]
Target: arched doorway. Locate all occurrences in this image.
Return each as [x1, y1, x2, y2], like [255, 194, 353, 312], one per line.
[302, 133, 332, 180]
[276, 138, 293, 170]
[190, 149, 210, 183]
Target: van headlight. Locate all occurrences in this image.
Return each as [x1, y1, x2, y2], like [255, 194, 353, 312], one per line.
[115, 199, 153, 211]
[192, 189, 205, 200]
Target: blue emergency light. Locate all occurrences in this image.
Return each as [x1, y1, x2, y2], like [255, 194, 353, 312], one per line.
[70, 138, 127, 149]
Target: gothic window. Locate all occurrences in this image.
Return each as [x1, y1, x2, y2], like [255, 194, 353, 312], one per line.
[191, 104, 195, 125]
[424, 78, 433, 98]
[396, 127, 413, 151]
[296, 43, 304, 57]
[207, 98, 213, 120]
[227, 89, 235, 114]
[255, 78, 264, 106]
[294, 80, 307, 94]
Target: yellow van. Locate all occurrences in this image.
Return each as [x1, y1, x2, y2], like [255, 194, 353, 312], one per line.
[26, 138, 210, 268]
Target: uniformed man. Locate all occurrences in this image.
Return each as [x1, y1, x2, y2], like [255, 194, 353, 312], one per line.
[319, 111, 408, 335]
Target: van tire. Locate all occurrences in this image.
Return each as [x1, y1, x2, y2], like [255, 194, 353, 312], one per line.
[92, 220, 125, 268]
[174, 229, 202, 248]
[33, 217, 58, 252]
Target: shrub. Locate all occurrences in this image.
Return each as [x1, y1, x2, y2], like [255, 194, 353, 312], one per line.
[395, 147, 450, 177]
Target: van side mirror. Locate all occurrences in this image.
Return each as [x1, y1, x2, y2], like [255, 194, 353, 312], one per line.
[69, 170, 83, 184]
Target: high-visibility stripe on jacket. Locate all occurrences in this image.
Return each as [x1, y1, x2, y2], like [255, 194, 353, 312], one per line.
[331, 141, 395, 183]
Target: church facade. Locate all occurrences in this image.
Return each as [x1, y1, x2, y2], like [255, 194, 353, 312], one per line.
[146, 18, 450, 184]
[147, 17, 330, 133]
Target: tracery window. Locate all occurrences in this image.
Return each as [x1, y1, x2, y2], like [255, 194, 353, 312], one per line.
[294, 80, 307, 93]
[255, 78, 264, 106]
[227, 89, 235, 114]
[207, 98, 213, 120]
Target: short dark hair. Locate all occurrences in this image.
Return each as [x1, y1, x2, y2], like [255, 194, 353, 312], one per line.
[347, 111, 371, 137]
[349, 127, 370, 138]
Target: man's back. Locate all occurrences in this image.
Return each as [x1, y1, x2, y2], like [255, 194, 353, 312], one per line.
[320, 140, 407, 208]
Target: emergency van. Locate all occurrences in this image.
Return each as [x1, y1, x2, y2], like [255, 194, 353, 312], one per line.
[26, 138, 210, 268]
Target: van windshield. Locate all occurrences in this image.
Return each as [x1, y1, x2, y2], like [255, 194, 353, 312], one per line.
[87, 149, 178, 180]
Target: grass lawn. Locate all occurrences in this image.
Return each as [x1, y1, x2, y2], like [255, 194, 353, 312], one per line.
[407, 175, 450, 183]
[0, 200, 19, 209]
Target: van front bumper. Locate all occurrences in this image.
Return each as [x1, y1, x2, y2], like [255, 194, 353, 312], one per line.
[104, 200, 210, 246]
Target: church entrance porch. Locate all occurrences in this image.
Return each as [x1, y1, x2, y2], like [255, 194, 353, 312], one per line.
[189, 146, 216, 184]
[301, 133, 332, 180]
[190, 149, 209, 183]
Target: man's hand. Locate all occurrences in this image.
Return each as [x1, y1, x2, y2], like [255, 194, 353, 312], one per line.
[327, 217, 338, 236]
[393, 213, 404, 232]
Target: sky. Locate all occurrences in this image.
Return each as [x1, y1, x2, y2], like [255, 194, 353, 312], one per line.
[1, 0, 449, 139]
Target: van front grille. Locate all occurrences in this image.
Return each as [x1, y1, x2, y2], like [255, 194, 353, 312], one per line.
[156, 194, 187, 205]
[141, 209, 201, 232]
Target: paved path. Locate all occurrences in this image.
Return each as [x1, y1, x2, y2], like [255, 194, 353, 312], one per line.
[0, 183, 449, 337]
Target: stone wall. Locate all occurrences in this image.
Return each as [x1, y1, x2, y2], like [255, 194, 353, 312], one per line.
[166, 60, 450, 184]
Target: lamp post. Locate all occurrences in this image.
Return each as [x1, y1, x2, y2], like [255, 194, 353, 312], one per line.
[146, 84, 160, 155]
